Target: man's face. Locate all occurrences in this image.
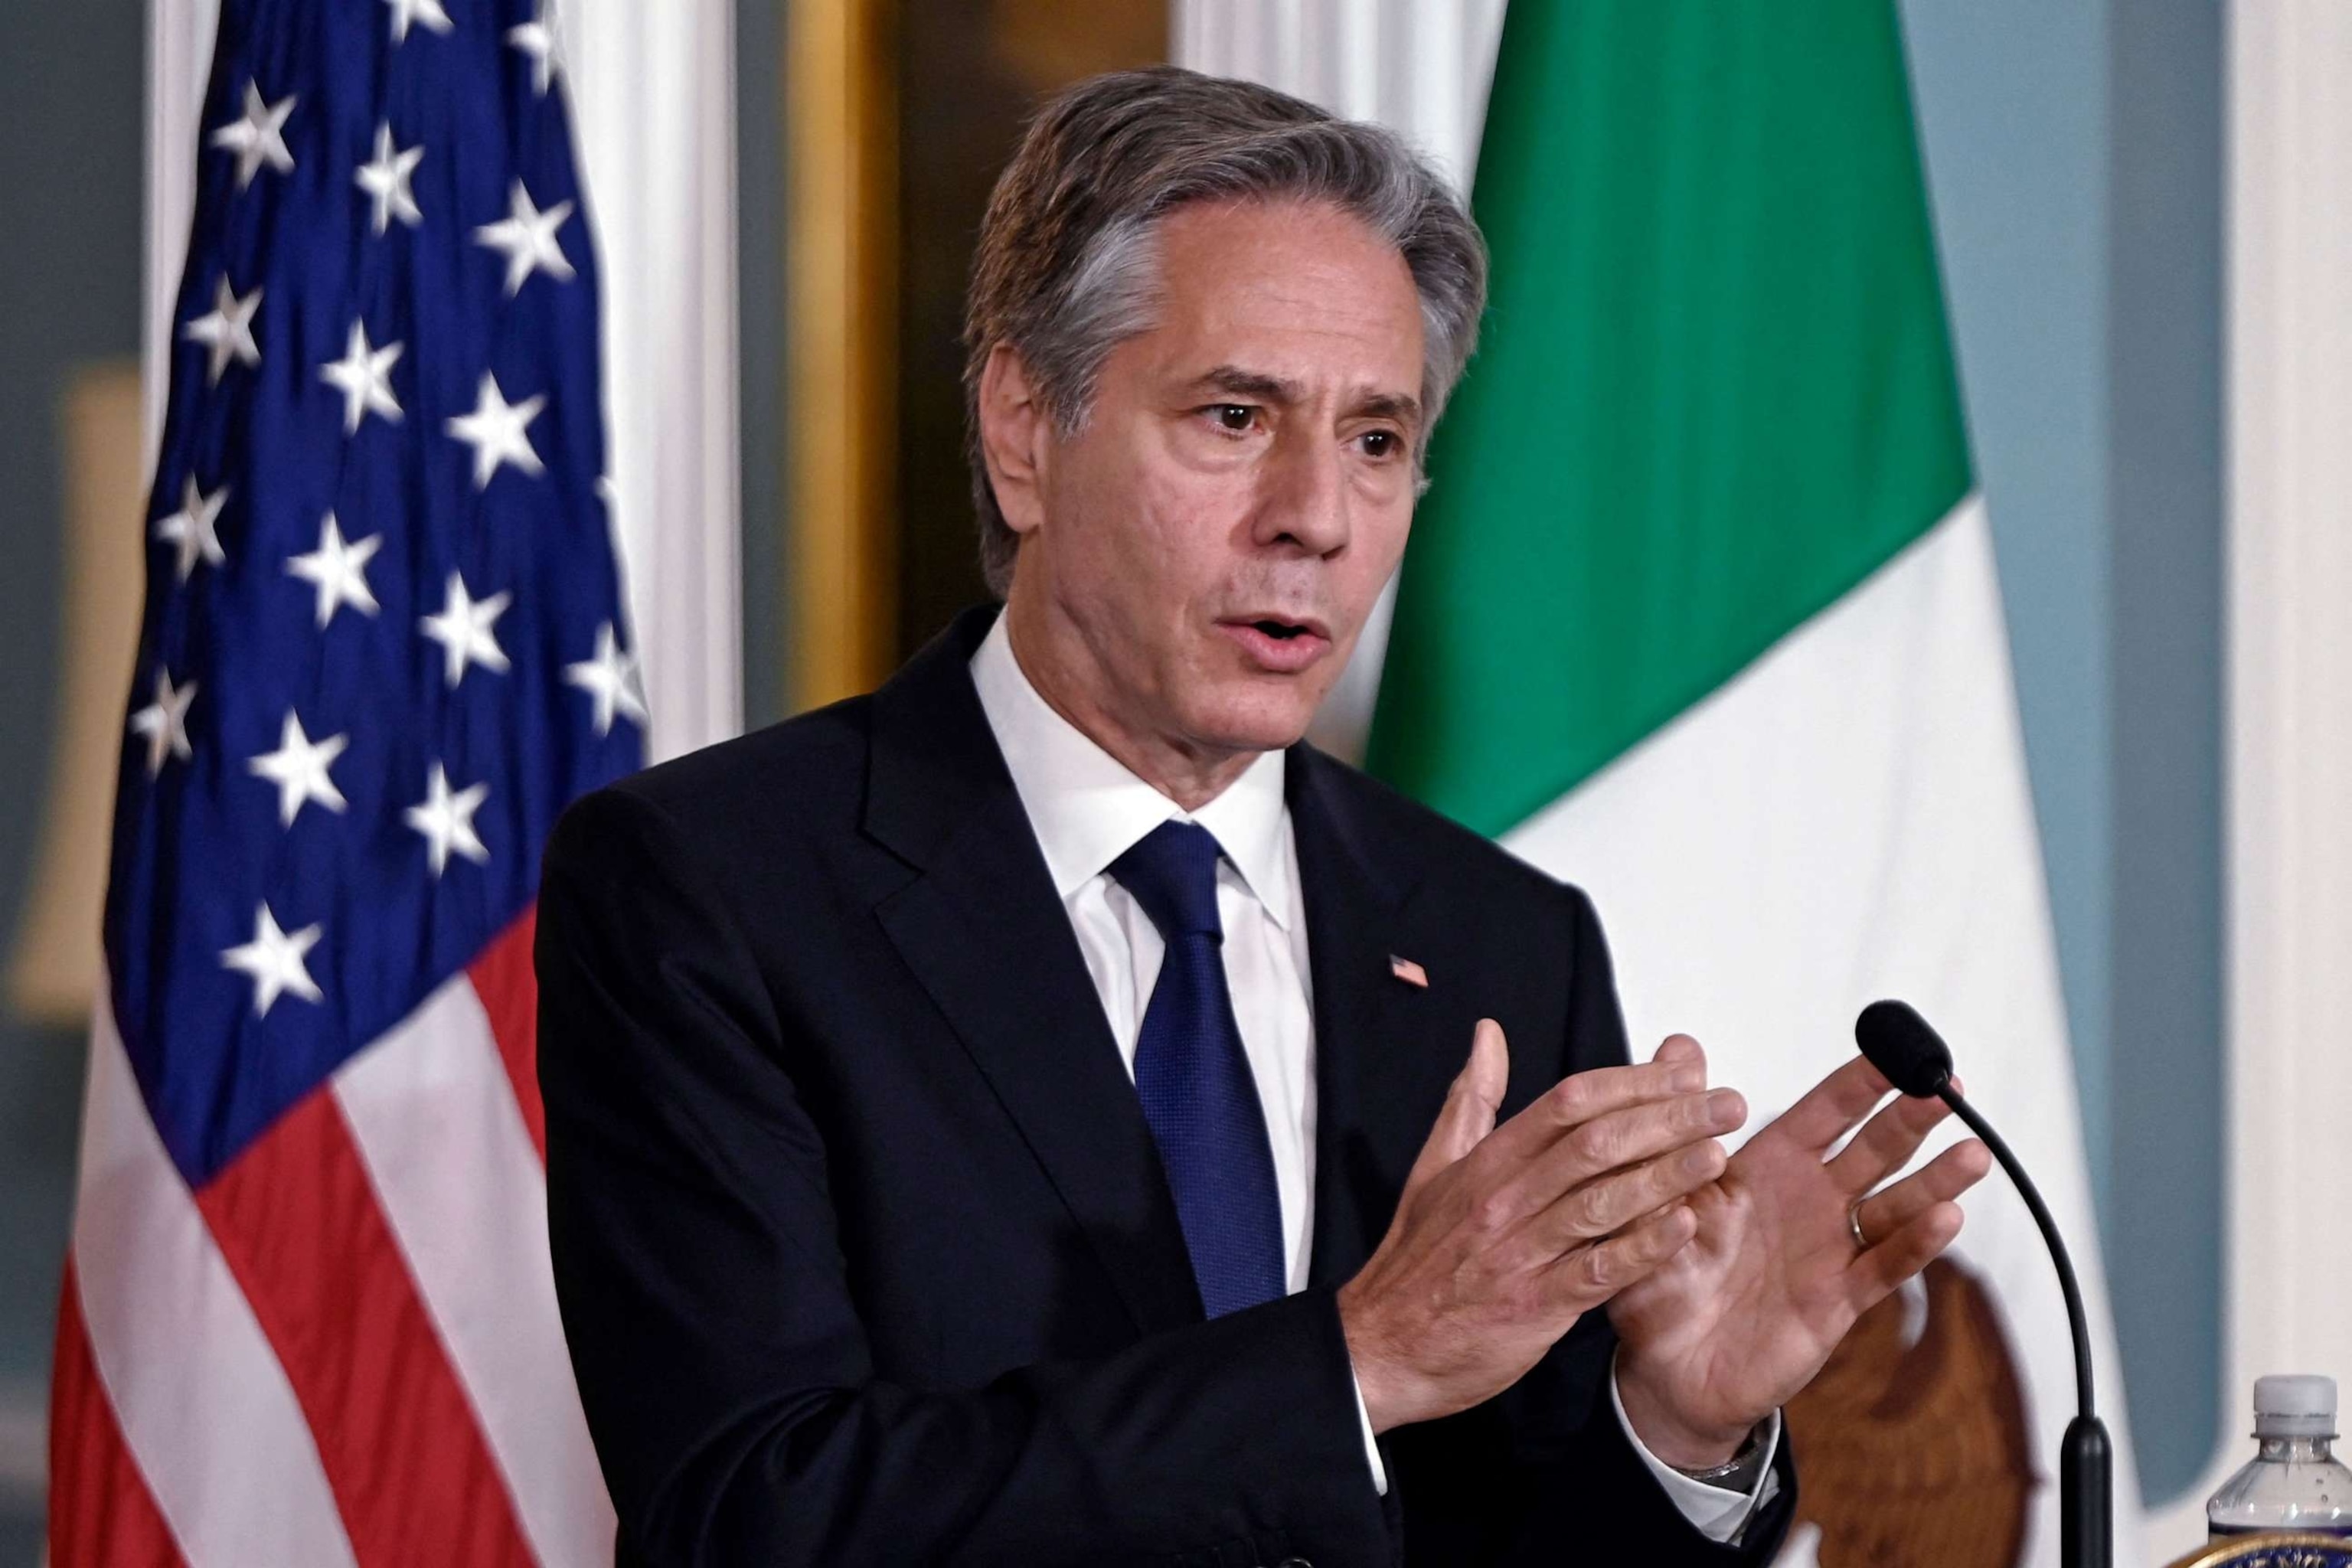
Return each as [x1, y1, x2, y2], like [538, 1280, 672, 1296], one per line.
[994, 197, 1427, 769]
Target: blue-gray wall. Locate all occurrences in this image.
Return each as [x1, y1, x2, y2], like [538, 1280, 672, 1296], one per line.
[0, 0, 146, 1557]
[739, 0, 786, 731]
[1900, 0, 2225, 1505]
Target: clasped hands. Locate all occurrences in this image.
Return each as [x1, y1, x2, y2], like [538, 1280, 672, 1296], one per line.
[1338, 1019, 1994, 1468]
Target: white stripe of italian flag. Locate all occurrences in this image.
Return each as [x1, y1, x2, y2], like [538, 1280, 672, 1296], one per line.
[1366, 7, 2145, 1563]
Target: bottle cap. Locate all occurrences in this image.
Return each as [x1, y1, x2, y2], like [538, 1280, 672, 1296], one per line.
[2254, 1374, 2339, 1438]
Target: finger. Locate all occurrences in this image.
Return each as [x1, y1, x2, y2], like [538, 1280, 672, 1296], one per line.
[1404, 1018, 1511, 1192]
[1504, 1083, 1744, 1219]
[1540, 1202, 1698, 1315]
[1476, 1051, 1708, 1174]
[1522, 1136, 1727, 1256]
[1853, 1139, 1993, 1241]
[1764, 1054, 1896, 1154]
[1845, 1199, 1967, 1308]
[1653, 1033, 1707, 1075]
[1823, 1089, 1954, 1197]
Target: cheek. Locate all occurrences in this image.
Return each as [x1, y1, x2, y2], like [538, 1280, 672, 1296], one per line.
[1341, 498, 1415, 606]
[1108, 465, 1250, 604]
[1048, 453, 1233, 649]
[1360, 493, 1414, 571]
[1057, 423, 1191, 555]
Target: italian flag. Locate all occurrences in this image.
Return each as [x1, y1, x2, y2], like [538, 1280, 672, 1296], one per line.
[1366, 7, 2145, 1564]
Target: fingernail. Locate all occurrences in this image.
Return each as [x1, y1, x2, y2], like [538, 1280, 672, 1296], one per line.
[1671, 1063, 1704, 1093]
[1707, 1089, 1744, 1126]
[1683, 1142, 1720, 1176]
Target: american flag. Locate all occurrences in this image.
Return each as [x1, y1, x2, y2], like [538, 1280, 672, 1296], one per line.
[48, 1, 638, 1562]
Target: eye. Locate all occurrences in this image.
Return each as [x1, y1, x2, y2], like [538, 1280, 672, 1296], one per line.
[1205, 403, 1259, 433]
[1358, 429, 1403, 460]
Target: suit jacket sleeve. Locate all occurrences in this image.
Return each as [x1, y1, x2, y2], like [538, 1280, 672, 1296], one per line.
[537, 785, 1393, 1568]
[1383, 886, 1798, 1564]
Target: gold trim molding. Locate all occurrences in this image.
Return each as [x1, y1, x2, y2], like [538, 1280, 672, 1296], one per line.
[786, 0, 898, 709]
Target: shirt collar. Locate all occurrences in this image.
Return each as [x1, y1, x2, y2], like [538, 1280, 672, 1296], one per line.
[970, 611, 1295, 930]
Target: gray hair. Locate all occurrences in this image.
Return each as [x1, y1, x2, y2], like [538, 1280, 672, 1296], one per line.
[962, 65, 1489, 596]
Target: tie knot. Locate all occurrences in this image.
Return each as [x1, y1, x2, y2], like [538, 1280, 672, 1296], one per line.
[1109, 819, 1227, 942]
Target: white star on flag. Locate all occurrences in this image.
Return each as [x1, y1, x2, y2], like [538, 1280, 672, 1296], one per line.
[403, 763, 492, 877]
[383, 0, 453, 45]
[445, 371, 546, 488]
[208, 80, 296, 190]
[247, 710, 350, 828]
[183, 276, 263, 385]
[354, 122, 426, 235]
[506, 2, 560, 96]
[318, 319, 403, 433]
[564, 621, 649, 737]
[128, 670, 198, 777]
[285, 512, 382, 627]
[420, 572, 512, 687]
[154, 476, 230, 582]
[220, 902, 324, 1018]
[473, 180, 576, 296]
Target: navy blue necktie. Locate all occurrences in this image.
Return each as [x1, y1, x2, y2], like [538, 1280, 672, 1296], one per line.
[1109, 820, 1287, 1318]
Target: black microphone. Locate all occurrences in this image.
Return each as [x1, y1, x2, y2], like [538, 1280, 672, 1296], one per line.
[1854, 1001, 2110, 1568]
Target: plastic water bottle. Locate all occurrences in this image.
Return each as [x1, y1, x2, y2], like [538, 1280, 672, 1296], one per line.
[2207, 1374, 2352, 1539]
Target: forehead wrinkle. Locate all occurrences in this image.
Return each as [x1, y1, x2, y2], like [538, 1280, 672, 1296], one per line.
[1192, 364, 1303, 403]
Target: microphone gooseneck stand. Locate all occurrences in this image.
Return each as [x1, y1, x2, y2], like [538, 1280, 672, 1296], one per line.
[1854, 1000, 2110, 1568]
[1936, 1085, 2111, 1568]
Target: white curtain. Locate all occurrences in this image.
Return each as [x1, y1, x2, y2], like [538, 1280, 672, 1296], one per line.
[145, 0, 742, 764]
[1171, 0, 1507, 760]
[2154, 0, 2352, 1550]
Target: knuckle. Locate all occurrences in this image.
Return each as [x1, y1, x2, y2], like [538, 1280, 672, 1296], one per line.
[1635, 1168, 1681, 1214]
[1565, 1182, 1615, 1235]
[1570, 1119, 1626, 1171]
[1581, 1242, 1626, 1292]
[1680, 1093, 1725, 1135]
[1686, 1138, 1726, 1182]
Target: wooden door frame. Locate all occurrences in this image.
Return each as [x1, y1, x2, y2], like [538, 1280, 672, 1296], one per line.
[785, 0, 898, 710]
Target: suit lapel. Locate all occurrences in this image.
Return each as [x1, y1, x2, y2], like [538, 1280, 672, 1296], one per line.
[1289, 746, 1449, 1292]
[864, 610, 1204, 1336]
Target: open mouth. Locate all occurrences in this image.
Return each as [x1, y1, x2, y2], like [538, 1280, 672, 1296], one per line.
[1217, 614, 1332, 672]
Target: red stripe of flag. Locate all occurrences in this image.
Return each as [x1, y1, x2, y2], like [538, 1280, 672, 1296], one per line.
[46, 1257, 188, 1568]
[194, 1088, 535, 1568]
[469, 906, 545, 1161]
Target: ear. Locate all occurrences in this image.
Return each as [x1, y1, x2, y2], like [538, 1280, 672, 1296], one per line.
[977, 342, 1050, 538]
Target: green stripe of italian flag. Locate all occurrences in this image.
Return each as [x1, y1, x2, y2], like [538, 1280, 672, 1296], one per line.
[1368, 6, 2145, 1562]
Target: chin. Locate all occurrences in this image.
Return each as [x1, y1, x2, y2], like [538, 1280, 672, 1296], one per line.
[1181, 682, 1324, 757]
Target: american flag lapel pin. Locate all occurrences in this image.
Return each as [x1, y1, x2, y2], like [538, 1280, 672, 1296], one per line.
[1388, 955, 1429, 989]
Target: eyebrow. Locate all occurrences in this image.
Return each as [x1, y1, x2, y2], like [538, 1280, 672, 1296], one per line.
[1189, 364, 1423, 429]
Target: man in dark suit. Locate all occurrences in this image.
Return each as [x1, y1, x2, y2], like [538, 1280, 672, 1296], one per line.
[537, 67, 1991, 1566]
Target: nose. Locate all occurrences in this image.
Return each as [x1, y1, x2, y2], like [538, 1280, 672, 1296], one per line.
[1252, 428, 1351, 558]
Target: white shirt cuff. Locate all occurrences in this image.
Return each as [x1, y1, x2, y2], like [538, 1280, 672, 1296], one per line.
[1350, 1367, 1390, 1494]
[1351, 1358, 1782, 1535]
[1609, 1361, 1782, 1544]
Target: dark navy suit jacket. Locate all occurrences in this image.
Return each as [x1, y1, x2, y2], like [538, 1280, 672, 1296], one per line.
[536, 606, 1797, 1566]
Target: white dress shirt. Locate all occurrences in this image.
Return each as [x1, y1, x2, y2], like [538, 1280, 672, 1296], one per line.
[969, 614, 1774, 1542]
